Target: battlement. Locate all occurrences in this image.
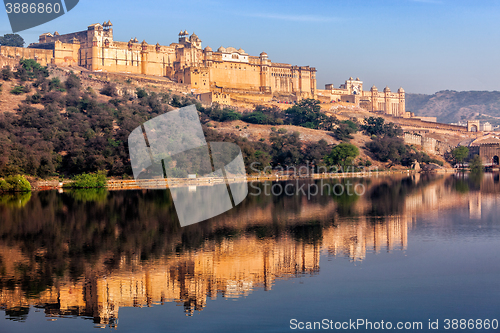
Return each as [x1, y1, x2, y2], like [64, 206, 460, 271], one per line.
[404, 132, 453, 155]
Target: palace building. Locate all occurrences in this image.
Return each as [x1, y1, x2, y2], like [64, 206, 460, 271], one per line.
[0, 21, 405, 113]
[0, 21, 316, 99]
[317, 77, 406, 117]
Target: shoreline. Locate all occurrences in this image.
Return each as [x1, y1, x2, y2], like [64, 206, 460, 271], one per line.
[29, 168, 458, 192]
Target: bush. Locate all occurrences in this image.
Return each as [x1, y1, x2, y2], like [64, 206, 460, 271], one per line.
[0, 175, 31, 192]
[65, 73, 81, 90]
[277, 128, 288, 134]
[49, 77, 65, 91]
[10, 85, 25, 95]
[67, 171, 107, 188]
[1, 66, 13, 81]
[361, 117, 402, 137]
[136, 88, 148, 99]
[325, 143, 360, 169]
[333, 120, 358, 141]
[100, 82, 118, 97]
[469, 155, 483, 173]
[365, 136, 407, 163]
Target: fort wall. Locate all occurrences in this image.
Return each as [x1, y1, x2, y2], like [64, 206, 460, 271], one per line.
[404, 133, 453, 155]
[0, 46, 54, 66]
[3, 22, 317, 101]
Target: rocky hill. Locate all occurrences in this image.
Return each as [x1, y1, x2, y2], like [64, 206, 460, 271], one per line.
[406, 90, 500, 126]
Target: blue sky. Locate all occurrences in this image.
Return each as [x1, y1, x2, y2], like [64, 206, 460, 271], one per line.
[1, 0, 499, 94]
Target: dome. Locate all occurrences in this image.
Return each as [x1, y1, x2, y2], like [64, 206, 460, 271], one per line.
[370, 85, 378, 91]
[141, 40, 147, 45]
[133, 37, 138, 43]
[217, 46, 226, 52]
[384, 86, 391, 92]
[356, 77, 360, 81]
[191, 32, 199, 39]
[260, 51, 268, 57]
[107, 20, 112, 26]
[238, 48, 245, 54]
[204, 46, 212, 52]
[349, 77, 353, 80]
[398, 87, 405, 93]
[54, 31, 60, 36]
[183, 30, 188, 35]
[179, 31, 183, 36]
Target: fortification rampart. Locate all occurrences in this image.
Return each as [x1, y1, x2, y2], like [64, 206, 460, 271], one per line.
[386, 114, 467, 132]
[404, 132, 453, 155]
[0, 46, 54, 66]
[0, 53, 19, 70]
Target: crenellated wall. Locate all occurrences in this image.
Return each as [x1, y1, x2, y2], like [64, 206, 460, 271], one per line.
[404, 133, 453, 155]
[4, 22, 316, 100]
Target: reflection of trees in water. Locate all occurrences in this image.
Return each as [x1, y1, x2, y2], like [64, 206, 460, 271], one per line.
[66, 189, 109, 202]
[0, 174, 486, 322]
[445, 172, 490, 193]
[0, 192, 32, 208]
[367, 175, 438, 217]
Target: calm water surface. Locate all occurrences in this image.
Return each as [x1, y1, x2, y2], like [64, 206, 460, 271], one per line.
[1, 174, 500, 332]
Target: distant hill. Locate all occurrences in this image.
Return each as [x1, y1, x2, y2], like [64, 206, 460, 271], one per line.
[406, 90, 500, 125]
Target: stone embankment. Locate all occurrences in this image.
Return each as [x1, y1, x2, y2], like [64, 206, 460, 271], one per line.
[29, 169, 462, 192]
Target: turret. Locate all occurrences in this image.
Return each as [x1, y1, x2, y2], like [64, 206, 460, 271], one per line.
[259, 52, 270, 92]
[141, 40, 148, 75]
[91, 36, 98, 71]
[178, 30, 189, 44]
[204, 46, 213, 66]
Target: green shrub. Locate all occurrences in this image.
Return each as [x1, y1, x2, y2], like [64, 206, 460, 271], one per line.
[277, 128, 288, 134]
[100, 82, 118, 97]
[0, 175, 31, 192]
[1, 66, 13, 81]
[136, 88, 148, 99]
[470, 155, 483, 173]
[10, 85, 25, 95]
[0, 192, 32, 208]
[66, 171, 107, 188]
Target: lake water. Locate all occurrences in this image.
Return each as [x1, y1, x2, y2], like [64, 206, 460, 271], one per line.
[1, 173, 500, 332]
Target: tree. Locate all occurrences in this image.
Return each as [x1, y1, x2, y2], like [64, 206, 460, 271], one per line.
[1, 66, 13, 81]
[361, 117, 402, 137]
[100, 82, 118, 97]
[65, 73, 81, 90]
[333, 120, 358, 141]
[365, 136, 407, 163]
[451, 146, 469, 168]
[0, 34, 25, 47]
[469, 154, 483, 173]
[284, 99, 336, 129]
[325, 143, 359, 170]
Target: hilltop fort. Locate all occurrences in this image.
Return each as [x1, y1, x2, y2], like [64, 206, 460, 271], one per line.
[0, 21, 408, 115]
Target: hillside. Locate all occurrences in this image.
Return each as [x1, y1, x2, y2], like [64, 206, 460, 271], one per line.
[0, 59, 450, 179]
[406, 90, 500, 125]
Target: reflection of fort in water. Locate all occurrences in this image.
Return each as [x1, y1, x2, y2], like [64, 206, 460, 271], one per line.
[1, 174, 499, 326]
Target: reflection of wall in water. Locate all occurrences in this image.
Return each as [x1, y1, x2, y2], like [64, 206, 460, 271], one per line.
[0, 214, 411, 325]
[469, 192, 482, 220]
[323, 216, 410, 261]
[2, 176, 457, 326]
